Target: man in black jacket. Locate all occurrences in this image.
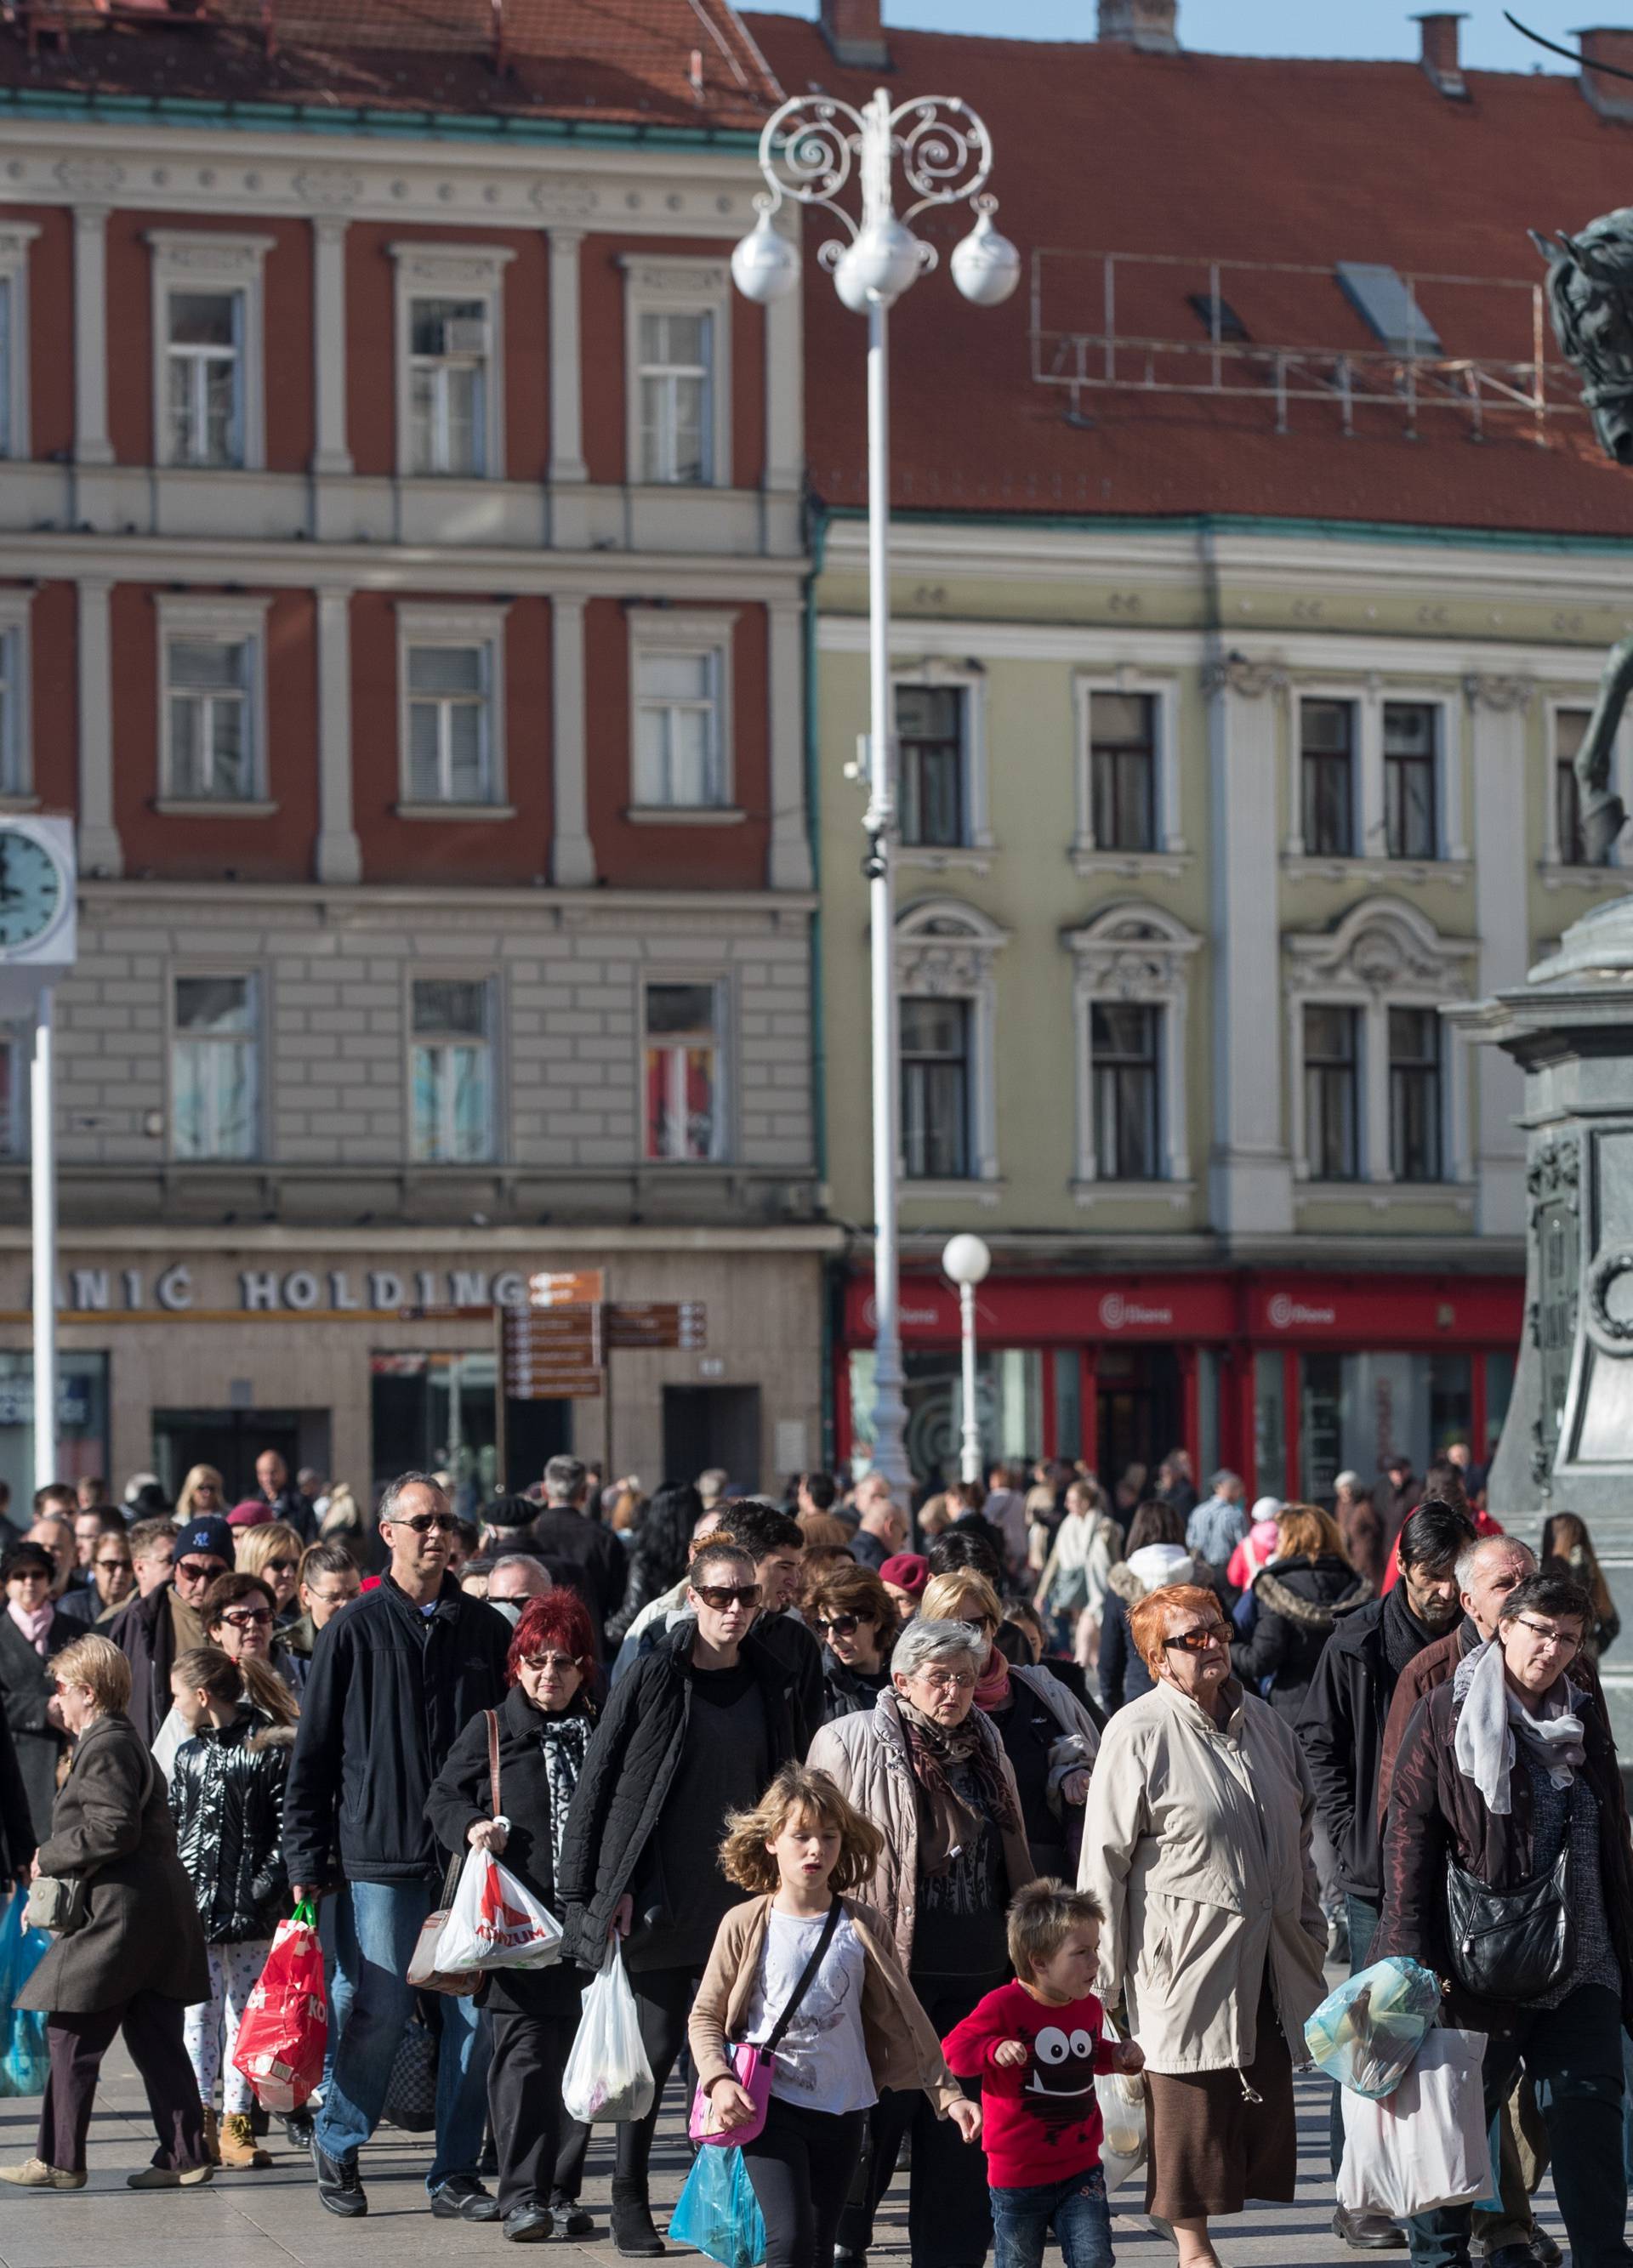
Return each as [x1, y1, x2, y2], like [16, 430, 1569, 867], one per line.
[109, 1514, 233, 1744]
[527, 1455, 625, 1657]
[284, 1472, 510, 2225]
[1298, 1500, 1472, 2250]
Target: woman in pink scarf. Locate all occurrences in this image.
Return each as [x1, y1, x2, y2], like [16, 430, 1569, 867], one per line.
[0, 1543, 77, 1839]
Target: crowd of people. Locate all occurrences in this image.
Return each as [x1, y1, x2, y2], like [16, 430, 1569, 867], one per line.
[0, 1441, 1624, 2268]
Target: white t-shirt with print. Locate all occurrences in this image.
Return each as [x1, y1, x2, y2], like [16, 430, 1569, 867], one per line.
[741, 1908, 877, 2117]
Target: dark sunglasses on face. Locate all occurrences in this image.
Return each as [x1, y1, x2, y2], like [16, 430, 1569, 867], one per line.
[95, 1557, 130, 1572]
[219, 1607, 273, 1630]
[692, 1583, 761, 1611]
[393, 1512, 458, 1535]
[177, 1558, 227, 1583]
[1164, 1623, 1231, 1654]
[521, 1651, 580, 1674]
[265, 1558, 298, 1575]
[814, 1613, 865, 1638]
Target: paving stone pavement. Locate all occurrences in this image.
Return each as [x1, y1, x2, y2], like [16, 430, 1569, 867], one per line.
[0, 2048, 1568, 2268]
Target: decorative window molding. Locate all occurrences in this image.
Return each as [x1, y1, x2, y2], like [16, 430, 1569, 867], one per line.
[156, 594, 271, 806]
[389, 241, 515, 480]
[1284, 897, 1477, 1186]
[628, 606, 737, 813]
[892, 661, 992, 852]
[0, 588, 34, 801]
[620, 256, 731, 488]
[896, 897, 1010, 1184]
[1063, 900, 1201, 1187]
[145, 230, 274, 470]
[1288, 679, 1460, 865]
[0, 225, 40, 461]
[395, 602, 509, 810]
[1072, 670, 1181, 865]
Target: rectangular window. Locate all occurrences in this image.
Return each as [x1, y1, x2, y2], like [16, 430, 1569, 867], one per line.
[896, 685, 967, 848]
[1090, 691, 1157, 852]
[172, 975, 257, 1161]
[406, 645, 492, 804]
[1301, 699, 1355, 857]
[1556, 708, 1590, 866]
[638, 310, 712, 484]
[0, 1036, 24, 1159]
[644, 981, 724, 1162]
[1384, 701, 1438, 860]
[635, 649, 724, 807]
[410, 978, 494, 1164]
[407, 297, 488, 476]
[1389, 1005, 1442, 1182]
[0, 627, 19, 798]
[0, 276, 11, 461]
[166, 639, 252, 800]
[1091, 1000, 1161, 1180]
[900, 994, 970, 1179]
[166, 289, 242, 468]
[1304, 1003, 1360, 1180]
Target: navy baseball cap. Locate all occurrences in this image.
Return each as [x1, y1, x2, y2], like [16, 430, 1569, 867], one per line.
[176, 1515, 233, 1566]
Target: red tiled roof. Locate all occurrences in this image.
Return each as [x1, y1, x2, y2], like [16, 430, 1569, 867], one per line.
[743, 18, 1633, 535]
[0, 0, 783, 130]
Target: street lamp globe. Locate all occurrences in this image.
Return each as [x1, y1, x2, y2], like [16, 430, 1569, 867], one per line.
[834, 216, 925, 312]
[942, 1233, 993, 1288]
[730, 208, 802, 305]
[950, 208, 1021, 309]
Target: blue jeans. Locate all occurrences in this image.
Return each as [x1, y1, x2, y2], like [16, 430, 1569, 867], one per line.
[992, 2164, 1112, 2268]
[313, 1878, 491, 2194]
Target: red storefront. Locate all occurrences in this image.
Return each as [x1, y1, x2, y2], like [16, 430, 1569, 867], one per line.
[836, 1269, 1524, 1501]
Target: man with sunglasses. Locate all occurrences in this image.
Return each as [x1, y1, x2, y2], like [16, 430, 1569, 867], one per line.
[108, 1514, 235, 1746]
[283, 1471, 511, 2225]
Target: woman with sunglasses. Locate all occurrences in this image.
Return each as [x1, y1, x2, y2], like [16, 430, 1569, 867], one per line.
[234, 1522, 305, 1629]
[427, 1589, 600, 2246]
[807, 1566, 897, 1723]
[559, 1538, 807, 2256]
[174, 1465, 227, 1529]
[153, 1575, 299, 1781]
[0, 1543, 78, 1839]
[1082, 1583, 1326, 2268]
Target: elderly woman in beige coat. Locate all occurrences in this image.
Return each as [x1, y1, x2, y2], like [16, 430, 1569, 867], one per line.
[1080, 1583, 1326, 2268]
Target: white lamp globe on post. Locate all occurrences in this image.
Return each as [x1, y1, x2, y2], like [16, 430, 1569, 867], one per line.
[942, 1233, 993, 1487]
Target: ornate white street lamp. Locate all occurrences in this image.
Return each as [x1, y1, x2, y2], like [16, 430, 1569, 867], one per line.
[732, 89, 1018, 1489]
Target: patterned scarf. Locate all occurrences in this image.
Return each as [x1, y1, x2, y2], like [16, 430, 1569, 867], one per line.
[536, 1711, 592, 1877]
[896, 1694, 1025, 1877]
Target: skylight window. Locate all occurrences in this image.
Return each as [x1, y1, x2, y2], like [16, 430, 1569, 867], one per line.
[1187, 292, 1249, 342]
[1335, 262, 1442, 357]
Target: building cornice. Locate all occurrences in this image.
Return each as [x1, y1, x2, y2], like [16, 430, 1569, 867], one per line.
[76, 878, 817, 918]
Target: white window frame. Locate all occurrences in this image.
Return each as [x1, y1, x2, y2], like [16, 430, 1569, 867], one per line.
[628, 606, 737, 816]
[156, 595, 271, 810]
[892, 662, 992, 855]
[1285, 899, 1477, 1185]
[0, 225, 40, 461]
[1288, 682, 1459, 866]
[640, 974, 730, 1164]
[895, 898, 1010, 1187]
[0, 590, 35, 802]
[1064, 901, 1200, 1190]
[395, 603, 510, 812]
[168, 969, 262, 1163]
[145, 230, 273, 471]
[407, 972, 500, 1167]
[620, 257, 732, 489]
[1072, 671, 1182, 867]
[389, 242, 515, 481]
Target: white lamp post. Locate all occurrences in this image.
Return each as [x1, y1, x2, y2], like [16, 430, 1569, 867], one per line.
[732, 89, 1018, 1492]
[942, 1231, 992, 1486]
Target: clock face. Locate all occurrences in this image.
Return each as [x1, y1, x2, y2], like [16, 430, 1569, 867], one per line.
[0, 831, 64, 952]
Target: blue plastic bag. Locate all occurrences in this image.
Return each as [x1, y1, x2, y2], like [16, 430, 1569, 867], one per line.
[669, 2141, 766, 2268]
[0, 1886, 48, 2097]
[1305, 1957, 1442, 2100]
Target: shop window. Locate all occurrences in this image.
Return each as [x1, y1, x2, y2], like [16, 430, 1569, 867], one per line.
[1303, 1003, 1361, 1181]
[407, 297, 490, 477]
[1090, 1001, 1161, 1181]
[172, 975, 258, 1161]
[0, 1350, 109, 1509]
[900, 994, 970, 1180]
[643, 981, 725, 1162]
[1301, 698, 1355, 857]
[370, 1350, 498, 1517]
[1254, 1348, 1286, 1500]
[1484, 1350, 1516, 1462]
[897, 684, 968, 849]
[410, 978, 495, 1164]
[1295, 1350, 1472, 1500]
[1383, 701, 1438, 861]
[1555, 708, 1589, 867]
[1090, 691, 1157, 853]
[847, 1345, 1041, 1486]
[1389, 1005, 1442, 1182]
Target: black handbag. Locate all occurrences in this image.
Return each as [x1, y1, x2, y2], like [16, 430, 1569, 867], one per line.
[1443, 1847, 1572, 2004]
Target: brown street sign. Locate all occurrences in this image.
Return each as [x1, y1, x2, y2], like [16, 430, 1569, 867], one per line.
[527, 1270, 605, 1308]
[605, 1301, 708, 1351]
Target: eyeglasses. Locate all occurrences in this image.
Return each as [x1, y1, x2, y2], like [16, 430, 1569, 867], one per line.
[265, 1559, 298, 1575]
[9, 1569, 49, 1585]
[177, 1559, 227, 1583]
[691, 1583, 762, 1611]
[390, 1512, 458, 1536]
[1164, 1623, 1232, 1654]
[95, 1557, 130, 1572]
[1512, 1617, 1581, 1656]
[219, 1607, 273, 1630]
[521, 1651, 581, 1674]
[915, 1670, 976, 1692]
[814, 1613, 864, 1639]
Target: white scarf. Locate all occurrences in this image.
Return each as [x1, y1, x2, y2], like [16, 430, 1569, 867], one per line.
[1451, 1636, 1586, 1816]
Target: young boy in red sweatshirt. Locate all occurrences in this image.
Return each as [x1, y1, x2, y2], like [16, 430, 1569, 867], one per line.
[942, 1880, 1144, 2268]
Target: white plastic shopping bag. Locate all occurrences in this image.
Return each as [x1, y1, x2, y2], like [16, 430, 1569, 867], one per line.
[1095, 2012, 1147, 2192]
[1338, 2026, 1490, 2220]
[561, 1939, 656, 2123]
[432, 1848, 564, 1974]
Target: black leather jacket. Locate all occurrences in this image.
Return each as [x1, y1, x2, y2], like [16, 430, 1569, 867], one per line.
[168, 1706, 295, 1942]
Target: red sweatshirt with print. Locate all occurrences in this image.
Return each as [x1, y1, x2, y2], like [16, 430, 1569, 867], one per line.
[942, 1981, 1121, 2190]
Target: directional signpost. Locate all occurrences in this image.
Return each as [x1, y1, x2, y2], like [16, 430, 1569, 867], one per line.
[495, 1273, 708, 1486]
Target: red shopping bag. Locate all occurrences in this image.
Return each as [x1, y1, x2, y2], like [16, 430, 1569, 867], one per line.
[232, 1901, 327, 2114]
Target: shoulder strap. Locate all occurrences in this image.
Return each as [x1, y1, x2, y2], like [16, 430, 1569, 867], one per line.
[764, 1896, 843, 2056]
[486, 1708, 501, 1816]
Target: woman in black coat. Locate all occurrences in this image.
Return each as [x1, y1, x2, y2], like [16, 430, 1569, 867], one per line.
[1230, 1504, 1368, 1721]
[426, 1590, 599, 2248]
[603, 1481, 703, 1649]
[0, 1543, 78, 1839]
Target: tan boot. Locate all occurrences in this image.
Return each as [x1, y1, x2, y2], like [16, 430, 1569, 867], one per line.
[202, 2108, 220, 2166]
[218, 2114, 271, 2170]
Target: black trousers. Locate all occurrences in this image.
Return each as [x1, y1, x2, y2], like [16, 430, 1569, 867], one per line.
[40, 1992, 207, 2174]
[743, 2098, 867, 2268]
[835, 1973, 993, 2268]
[486, 2008, 592, 2214]
[615, 1964, 697, 2184]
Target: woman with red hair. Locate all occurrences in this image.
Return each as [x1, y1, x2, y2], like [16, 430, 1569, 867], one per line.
[427, 1589, 598, 2246]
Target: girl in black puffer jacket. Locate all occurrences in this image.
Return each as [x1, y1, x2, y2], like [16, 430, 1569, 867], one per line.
[1230, 1503, 1370, 1721]
[168, 1644, 295, 2172]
